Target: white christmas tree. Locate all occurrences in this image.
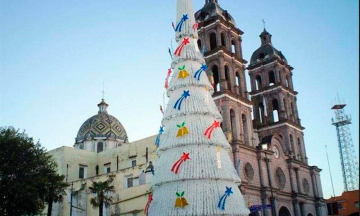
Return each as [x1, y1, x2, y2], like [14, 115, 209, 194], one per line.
[148, 0, 250, 215]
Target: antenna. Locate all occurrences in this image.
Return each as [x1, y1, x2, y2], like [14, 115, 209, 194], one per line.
[325, 145, 336, 197]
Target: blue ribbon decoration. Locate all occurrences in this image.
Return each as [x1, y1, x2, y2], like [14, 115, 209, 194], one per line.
[168, 48, 173, 60]
[155, 126, 164, 147]
[218, 187, 233, 211]
[174, 90, 190, 110]
[194, 64, 208, 81]
[175, 14, 189, 32]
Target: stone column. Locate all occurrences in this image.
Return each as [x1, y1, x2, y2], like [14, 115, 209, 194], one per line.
[293, 199, 301, 216]
[257, 149, 269, 216]
[219, 57, 227, 90]
[295, 168, 302, 194]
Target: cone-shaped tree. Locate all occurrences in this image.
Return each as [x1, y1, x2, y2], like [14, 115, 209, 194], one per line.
[148, 0, 250, 215]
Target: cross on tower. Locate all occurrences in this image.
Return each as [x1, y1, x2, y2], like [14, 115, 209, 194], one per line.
[262, 19, 266, 29]
[101, 82, 105, 100]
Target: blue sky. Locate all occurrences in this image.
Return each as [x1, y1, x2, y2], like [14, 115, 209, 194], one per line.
[0, 0, 358, 199]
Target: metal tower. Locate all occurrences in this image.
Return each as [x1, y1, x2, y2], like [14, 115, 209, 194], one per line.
[331, 104, 359, 191]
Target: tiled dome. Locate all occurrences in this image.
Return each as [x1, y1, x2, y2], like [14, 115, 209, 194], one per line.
[75, 99, 128, 143]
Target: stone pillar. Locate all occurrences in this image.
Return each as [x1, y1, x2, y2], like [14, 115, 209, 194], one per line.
[300, 202, 306, 216]
[219, 57, 227, 90]
[257, 149, 268, 216]
[233, 111, 241, 141]
[295, 168, 302, 194]
[293, 199, 301, 216]
[287, 164, 296, 193]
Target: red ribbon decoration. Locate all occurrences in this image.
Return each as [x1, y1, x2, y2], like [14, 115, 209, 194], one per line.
[160, 105, 164, 115]
[193, 22, 199, 31]
[145, 194, 153, 216]
[165, 68, 172, 89]
[174, 38, 190, 57]
[171, 152, 190, 174]
[204, 120, 221, 139]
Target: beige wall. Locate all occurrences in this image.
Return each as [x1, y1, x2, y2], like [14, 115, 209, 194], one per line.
[45, 136, 157, 216]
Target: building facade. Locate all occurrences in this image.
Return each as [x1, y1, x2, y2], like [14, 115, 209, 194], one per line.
[47, 1, 327, 216]
[195, 1, 327, 216]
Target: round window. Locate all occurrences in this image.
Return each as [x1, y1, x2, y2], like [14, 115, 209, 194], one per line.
[303, 178, 310, 194]
[244, 163, 254, 181]
[275, 168, 286, 189]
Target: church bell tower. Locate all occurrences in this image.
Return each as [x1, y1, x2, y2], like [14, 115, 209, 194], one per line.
[248, 29, 308, 164]
[195, 0, 254, 165]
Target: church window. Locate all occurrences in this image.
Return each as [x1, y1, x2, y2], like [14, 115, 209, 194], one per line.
[79, 165, 88, 179]
[131, 159, 137, 168]
[290, 135, 295, 156]
[126, 176, 134, 188]
[286, 76, 290, 88]
[79, 143, 84, 150]
[275, 167, 286, 189]
[197, 39, 202, 50]
[272, 99, 280, 122]
[259, 53, 265, 59]
[258, 103, 265, 124]
[221, 33, 226, 47]
[242, 114, 249, 144]
[255, 75, 262, 90]
[269, 71, 276, 86]
[244, 163, 255, 181]
[104, 163, 111, 174]
[297, 138, 302, 159]
[210, 32, 217, 50]
[303, 178, 310, 194]
[97, 142, 104, 153]
[212, 65, 220, 92]
[231, 40, 236, 54]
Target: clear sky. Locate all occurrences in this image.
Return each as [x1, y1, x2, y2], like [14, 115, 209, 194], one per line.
[0, 0, 358, 199]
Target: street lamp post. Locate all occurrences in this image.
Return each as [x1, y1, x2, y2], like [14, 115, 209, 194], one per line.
[262, 143, 277, 216]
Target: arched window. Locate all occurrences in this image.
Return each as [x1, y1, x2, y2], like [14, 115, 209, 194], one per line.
[210, 32, 217, 50]
[230, 109, 236, 140]
[225, 65, 231, 90]
[272, 99, 280, 122]
[285, 76, 290, 88]
[231, 40, 236, 54]
[221, 33, 226, 47]
[289, 135, 295, 156]
[97, 142, 104, 153]
[242, 114, 249, 144]
[212, 65, 220, 92]
[255, 75, 262, 90]
[297, 138, 302, 159]
[269, 71, 276, 86]
[197, 39, 202, 50]
[258, 103, 265, 124]
[235, 72, 240, 86]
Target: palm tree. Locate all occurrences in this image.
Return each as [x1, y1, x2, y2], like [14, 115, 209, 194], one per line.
[45, 173, 69, 216]
[89, 177, 115, 216]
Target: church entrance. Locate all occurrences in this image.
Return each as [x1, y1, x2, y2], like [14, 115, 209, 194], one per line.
[279, 206, 291, 216]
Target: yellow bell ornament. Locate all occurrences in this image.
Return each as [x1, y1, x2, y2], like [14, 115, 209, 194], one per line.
[176, 122, 189, 137]
[175, 191, 189, 208]
[178, 65, 189, 79]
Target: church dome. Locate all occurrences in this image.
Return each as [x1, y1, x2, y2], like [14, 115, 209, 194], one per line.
[195, 0, 236, 26]
[75, 99, 128, 144]
[249, 29, 288, 65]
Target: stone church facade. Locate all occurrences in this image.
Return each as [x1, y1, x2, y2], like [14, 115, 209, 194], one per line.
[46, 1, 327, 216]
[195, 1, 327, 216]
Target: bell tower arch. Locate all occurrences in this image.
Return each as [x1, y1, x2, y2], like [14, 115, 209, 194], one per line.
[248, 29, 307, 164]
[195, 0, 255, 166]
